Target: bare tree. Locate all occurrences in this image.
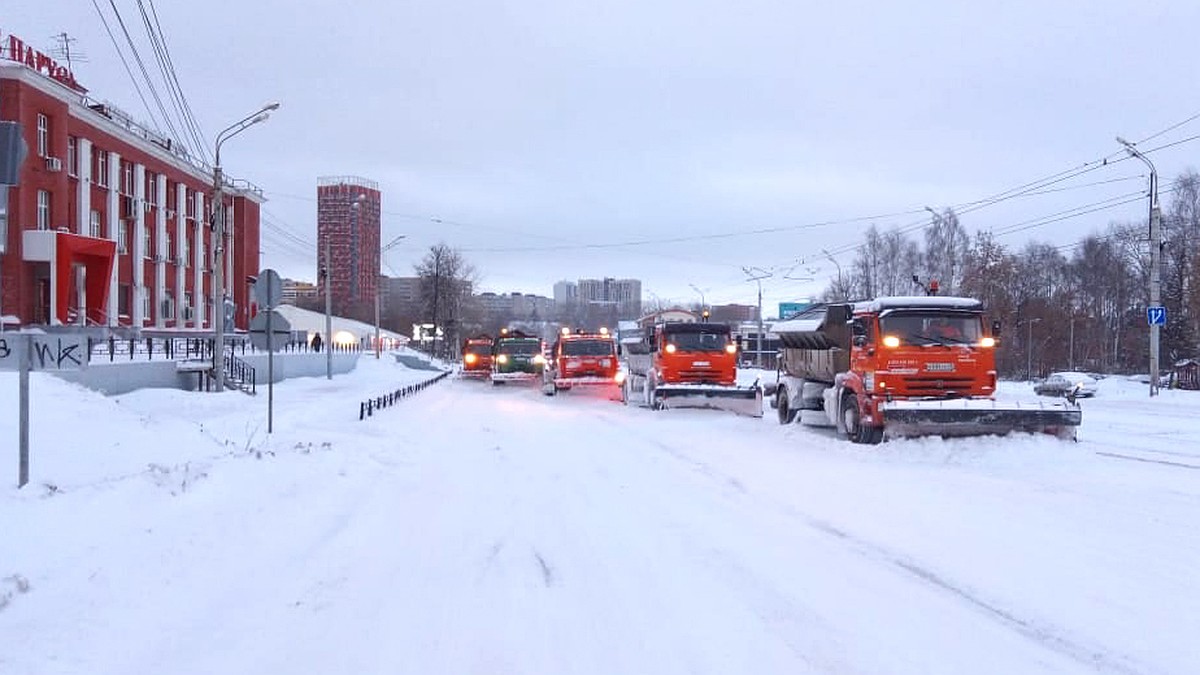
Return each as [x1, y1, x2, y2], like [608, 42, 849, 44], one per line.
[415, 243, 478, 358]
[923, 208, 971, 293]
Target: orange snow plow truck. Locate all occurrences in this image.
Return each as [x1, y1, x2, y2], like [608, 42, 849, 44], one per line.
[622, 319, 763, 417]
[542, 327, 624, 396]
[770, 295, 1081, 443]
[460, 334, 494, 378]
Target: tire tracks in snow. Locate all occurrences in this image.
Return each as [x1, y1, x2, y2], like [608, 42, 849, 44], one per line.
[591, 407, 1150, 675]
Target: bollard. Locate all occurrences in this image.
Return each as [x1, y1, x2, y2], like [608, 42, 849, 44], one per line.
[109, 336, 115, 362]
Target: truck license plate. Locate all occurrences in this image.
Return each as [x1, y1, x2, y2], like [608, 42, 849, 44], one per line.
[693, 361, 711, 367]
[926, 362, 955, 372]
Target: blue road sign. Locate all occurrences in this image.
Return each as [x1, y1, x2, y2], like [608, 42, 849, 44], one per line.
[1147, 306, 1167, 326]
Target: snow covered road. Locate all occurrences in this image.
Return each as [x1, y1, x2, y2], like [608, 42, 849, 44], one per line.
[1, 360, 1197, 674]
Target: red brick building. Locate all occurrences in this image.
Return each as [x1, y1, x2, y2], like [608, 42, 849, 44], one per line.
[0, 32, 262, 331]
[317, 176, 380, 319]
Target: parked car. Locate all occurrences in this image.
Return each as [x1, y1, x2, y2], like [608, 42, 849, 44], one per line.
[1034, 371, 1099, 398]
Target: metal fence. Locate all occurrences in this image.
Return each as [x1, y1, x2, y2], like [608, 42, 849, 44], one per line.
[358, 371, 450, 420]
[86, 335, 361, 362]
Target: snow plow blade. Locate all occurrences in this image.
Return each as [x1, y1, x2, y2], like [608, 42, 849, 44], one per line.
[881, 400, 1082, 440]
[654, 384, 764, 418]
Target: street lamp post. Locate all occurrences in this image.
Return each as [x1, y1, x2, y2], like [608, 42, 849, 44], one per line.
[742, 266, 772, 368]
[211, 102, 279, 393]
[1069, 313, 1095, 372]
[1025, 317, 1043, 381]
[323, 231, 332, 379]
[688, 284, 707, 317]
[821, 249, 844, 299]
[376, 234, 406, 358]
[1117, 136, 1162, 396]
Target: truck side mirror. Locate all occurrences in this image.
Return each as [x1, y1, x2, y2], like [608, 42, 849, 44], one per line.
[992, 320, 1001, 336]
[853, 335, 867, 347]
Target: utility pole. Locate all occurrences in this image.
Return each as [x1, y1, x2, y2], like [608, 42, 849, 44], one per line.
[1069, 315, 1075, 372]
[1117, 136, 1162, 396]
[742, 266, 772, 368]
[431, 251, 441, 358]
[1026, 317, 1042, 381]
[211, 103, 279, 392]
[324, 233, 333, 379]
[376, 234, 406, 359]
[821, 249, 844, 300]
[211, 162, 226, 392]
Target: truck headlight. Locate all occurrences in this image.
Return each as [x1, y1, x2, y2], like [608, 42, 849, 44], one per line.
[533, 354, 546, 364]
[497, 354, 509, 364]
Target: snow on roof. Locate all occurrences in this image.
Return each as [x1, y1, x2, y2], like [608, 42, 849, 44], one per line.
[769, 317, 825, 335]
[854, 296, 983, 313]
[272, 304, 408, 342]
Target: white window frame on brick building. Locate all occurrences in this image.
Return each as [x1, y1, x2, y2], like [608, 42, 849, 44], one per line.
[67, 136, 78, 176]
[96, 150, 109, 188]
[90, 209, 101, 238]
[36, 113, 49, 157]
[118, 221, 129, 254]
[37, 189, 51, 230]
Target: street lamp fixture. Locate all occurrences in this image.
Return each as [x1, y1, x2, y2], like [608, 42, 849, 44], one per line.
[211, 101, 279, 393]
[376, 234, 407, 358]
[1024, 317, 1043, 382]
[821, 249, 844, 298]
[688, 284, 708, 316]
[1116, 135, 1162, 397]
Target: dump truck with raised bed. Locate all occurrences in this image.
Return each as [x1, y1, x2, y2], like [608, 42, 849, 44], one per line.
[622, 319, 762, 417]
[460, 334, 494, 378]
[542, 326, 624, 397]
[490, 329, 547, 385]
[771, 295, 1081, 442]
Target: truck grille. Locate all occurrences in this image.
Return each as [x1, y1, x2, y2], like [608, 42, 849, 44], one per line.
[677, 369, 727, 384]
[900, 376, 975, 396]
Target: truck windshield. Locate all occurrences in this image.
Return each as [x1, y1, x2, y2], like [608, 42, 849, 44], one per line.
[464, 345, 490, 356]
[879, 313, 982, 345]
[498, 340, 540, 355]
[666, 331, 729, 352]
[562, 340, 614, 356]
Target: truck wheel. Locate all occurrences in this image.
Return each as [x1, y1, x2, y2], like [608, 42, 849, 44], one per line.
[777, 386, 797, 425]
[841, 393, 882, 444]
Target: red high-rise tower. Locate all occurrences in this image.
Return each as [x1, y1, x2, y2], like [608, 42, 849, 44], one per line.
[316, 176, 380, 320]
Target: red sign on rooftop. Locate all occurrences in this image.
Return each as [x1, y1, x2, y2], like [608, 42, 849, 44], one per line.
[3, 32, 87, 93]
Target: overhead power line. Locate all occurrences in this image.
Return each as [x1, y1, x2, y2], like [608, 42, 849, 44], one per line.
[89, 0, 161, 129]
[102, 0, 186, 145]
[135, 0, 211, 163]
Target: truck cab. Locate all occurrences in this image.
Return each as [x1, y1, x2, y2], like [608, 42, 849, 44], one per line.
[490, 330, 546, 384]
[460, 335, 494, 378]
[544, 327, 622, 394]
[649, 322, 739, 387]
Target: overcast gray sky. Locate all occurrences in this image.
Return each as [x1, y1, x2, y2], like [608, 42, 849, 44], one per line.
[12, 1, 1200, 312]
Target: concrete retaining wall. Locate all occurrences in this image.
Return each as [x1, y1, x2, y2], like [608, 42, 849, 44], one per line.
[53, 352, 359, 395]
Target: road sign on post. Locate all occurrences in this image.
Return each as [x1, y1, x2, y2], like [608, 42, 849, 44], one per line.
[251, 269, 285, 433]
[248, 310, 291, 351]
[253, 269, 283, 310]
[1, 333, 89, 488]
[1147, 306, 1167, 326]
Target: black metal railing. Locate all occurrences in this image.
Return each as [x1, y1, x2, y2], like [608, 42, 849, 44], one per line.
[358, 371, 450, 420]
[86, 335, 362, 362]
[223, 353, 257, 395]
